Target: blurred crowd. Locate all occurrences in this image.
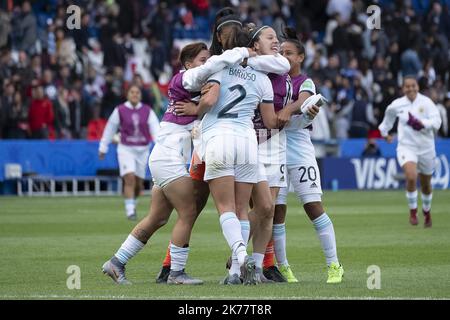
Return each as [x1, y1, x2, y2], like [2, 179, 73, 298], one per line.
[0, 0, 449, 141]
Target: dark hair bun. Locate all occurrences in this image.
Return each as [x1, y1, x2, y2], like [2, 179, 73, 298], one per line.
[283, 27, 298, 41]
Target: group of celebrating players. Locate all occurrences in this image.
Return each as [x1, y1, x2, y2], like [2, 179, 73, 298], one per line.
[100, 7, 344, 286]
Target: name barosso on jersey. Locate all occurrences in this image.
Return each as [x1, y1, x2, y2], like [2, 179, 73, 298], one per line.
[228, 67, 257, 81]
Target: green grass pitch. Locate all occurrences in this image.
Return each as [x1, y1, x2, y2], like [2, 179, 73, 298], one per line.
[1, 190, 450, 300]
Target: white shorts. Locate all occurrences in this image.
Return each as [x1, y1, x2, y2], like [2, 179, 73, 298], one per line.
[148, 143, 190, 188]
[203, 134, 258, 183]
[275, 162, 323, 205]
[257, 163, 287, 188]
[397, 146, 436, 175]
[117, 144, 150, 179]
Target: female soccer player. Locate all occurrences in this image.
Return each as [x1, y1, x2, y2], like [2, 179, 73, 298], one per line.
[155, 14, 291, 284]
[101, 42, 255, 285]
[99, 85, 159, 220]
[265, 27, 344, 284]
[196, 27, 284, 285]
[378, 76, 441, 227]
[221, 24, 295, 285]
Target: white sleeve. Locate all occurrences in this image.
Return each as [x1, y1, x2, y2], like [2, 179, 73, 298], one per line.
[299, 78, 316, 95]
[260, 76, 274, 103]
[182, 47, 249, 91]
[298, 113, 314, 128]
[378, 103, 397, 137]
[206, 69, 223, 85]
[99, 108, 120, 154]
[421, 102, 442, 131]
[247, 54, 290, 75]
[148, 109, 160, 139]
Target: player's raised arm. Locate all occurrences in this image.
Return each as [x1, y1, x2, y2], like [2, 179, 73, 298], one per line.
[246, 53, 290, 75]
[98, 108, 120, 157]
[182, 47, 251, 91]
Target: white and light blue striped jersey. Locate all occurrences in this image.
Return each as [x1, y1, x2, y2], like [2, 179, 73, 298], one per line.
[201, 64, 274, 141]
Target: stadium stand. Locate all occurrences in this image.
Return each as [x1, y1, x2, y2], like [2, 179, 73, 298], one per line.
[0, 0, 449, 194]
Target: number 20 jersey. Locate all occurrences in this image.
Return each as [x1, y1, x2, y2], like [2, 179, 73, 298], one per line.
[201, 64, 274, 142]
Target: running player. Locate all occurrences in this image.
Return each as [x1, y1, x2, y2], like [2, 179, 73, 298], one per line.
[378, 76, 441, 227]
[265, 27, 344, 284]
[99, 85, 159, 220]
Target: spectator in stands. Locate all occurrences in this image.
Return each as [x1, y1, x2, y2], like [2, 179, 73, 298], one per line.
[0, 79, 12, 138]
[28, 83, 54, 139]
[3, 91, 29, 139]
[149, 35, 166, 83]
[101, 67, 124, 119]
[445, 96, 450, 137]
[429, 87, 448, 137]
[349, 86, 375, 138]
[87, 101, 107, 141]
[53, 86, 72, 139]
[16, 1, 37, 55]
[71, 12, 91, 53]
[131, 73, 152, 106]
[0, 8, 11, 49]
[361, 138, 382, 158]
[401, 42, 422, 77]
[55, 28, 77, 67]
[0, 0, 449, 144]
[42, 68, 57, 100]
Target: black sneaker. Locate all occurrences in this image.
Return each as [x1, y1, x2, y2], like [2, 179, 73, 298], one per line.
[156, 265, 171, 283]
[263, 265, 287, 282]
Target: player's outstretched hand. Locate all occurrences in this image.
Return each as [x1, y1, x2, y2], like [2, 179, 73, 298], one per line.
[174, 101, 198, 116]
[99, 152, 105, 160]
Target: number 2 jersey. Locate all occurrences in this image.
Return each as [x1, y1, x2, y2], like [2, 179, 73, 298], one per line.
[201, 64, 274, 142]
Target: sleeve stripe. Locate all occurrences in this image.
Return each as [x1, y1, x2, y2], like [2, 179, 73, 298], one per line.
[299, 89, 316, 95]
[262, 99, 273, 103]
[207, 79, 220, 84]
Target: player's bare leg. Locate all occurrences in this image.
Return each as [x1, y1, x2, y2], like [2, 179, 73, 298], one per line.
[403, 162, 419, 225]
[134, 176, 144, 197]
[157, 179, 210, 283]
[209, 176, 256, 285]
[260, 204, 287, 282]
[419, 173, 433, 228]
[123, 173, 138, 220]
[102, 186, 173, 284]
[162, 177, 203, 285]
[249, 183, 277, 283]
[131, 186, 173, 243]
